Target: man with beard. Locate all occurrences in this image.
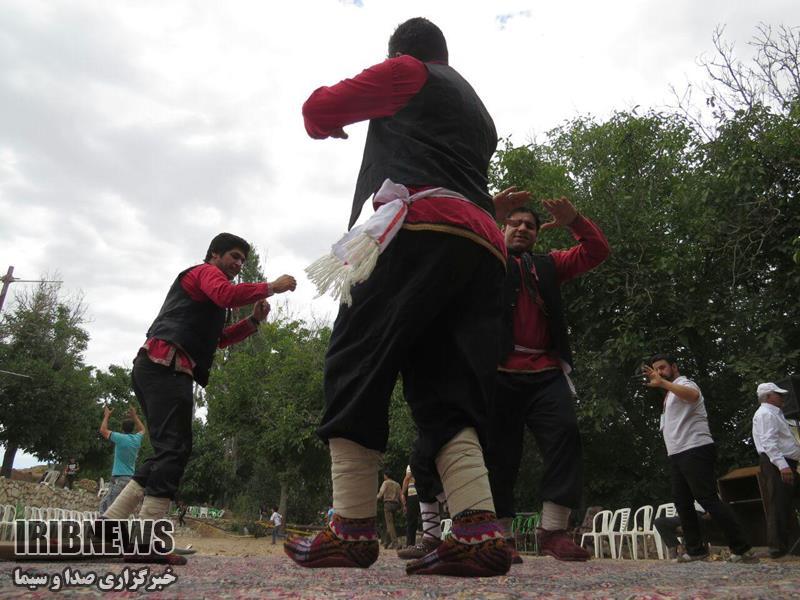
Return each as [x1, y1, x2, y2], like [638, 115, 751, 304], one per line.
[485, 197, 609, 562]
[644, 354, 756, 563]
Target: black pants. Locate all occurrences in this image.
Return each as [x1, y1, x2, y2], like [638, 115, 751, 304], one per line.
[669, 443, 749, 556]
[486, 371, 582, 518]
[759, 454, 800, 556]
[409, 440, 445, 504]
[653, 512, 708, 549]
[130, 355, 194, 499]
[318, 229, 505, 460]
[405, 493, 420, 546]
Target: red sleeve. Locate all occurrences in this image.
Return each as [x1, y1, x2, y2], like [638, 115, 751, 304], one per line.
[219, 318, 258, 349]
[302, 55, 429, 139]
[549, 215, 610, 284]
[181, 264, 270, 308]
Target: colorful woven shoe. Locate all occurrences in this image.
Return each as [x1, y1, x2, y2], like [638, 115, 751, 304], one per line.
[406, 511, 511, 577]
[284, 514, 379, 569]
[537, 528, 591, 562]
[507, 538, 524, 564]
[397, 536, 442, 559]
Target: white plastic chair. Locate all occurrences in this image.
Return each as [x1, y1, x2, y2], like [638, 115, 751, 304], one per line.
[0, 505, 16, 541]
[40, 470, 60, 487]
[580, 509, 613, 558]
[97, 477, 109, 498]
[622, 505, 654, 560]
[653, 502, 677, 560]
[607, 508, 631, 559]
[199, 506, 209, 518]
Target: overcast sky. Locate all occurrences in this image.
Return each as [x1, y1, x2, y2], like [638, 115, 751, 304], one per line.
[2, 0, 797, 468]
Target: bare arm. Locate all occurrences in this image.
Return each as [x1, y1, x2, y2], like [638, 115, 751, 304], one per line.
[643, 367, 701, 402]
[128, 407, 146, 435]
[99, 407, 112, 440]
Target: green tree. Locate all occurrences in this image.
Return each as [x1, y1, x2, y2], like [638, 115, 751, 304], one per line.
[0, 282, 97, 476]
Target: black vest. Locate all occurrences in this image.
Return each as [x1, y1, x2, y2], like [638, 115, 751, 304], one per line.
[350, 62, 497, 228]
[501, 253, 574, 369]
[146, 266, 227, 387]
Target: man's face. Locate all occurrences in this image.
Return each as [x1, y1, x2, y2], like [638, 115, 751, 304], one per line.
[766, 392, 786, 408]
[503, 213, 539, 253]
[652, 360, 676, 381]
[210, 248, 247, 280]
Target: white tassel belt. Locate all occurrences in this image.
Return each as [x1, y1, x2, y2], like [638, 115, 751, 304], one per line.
[306, 179, 466, 306]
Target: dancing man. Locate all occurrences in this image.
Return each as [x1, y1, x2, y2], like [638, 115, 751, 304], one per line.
[286, 17, 527, 577]
[485, 198, 609, 562]
[102, 232, 296, 563]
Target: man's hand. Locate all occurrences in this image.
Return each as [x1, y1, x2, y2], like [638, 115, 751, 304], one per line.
[539, 197, 579, 231]
[103, 406, 113, 419]
[270, 275, 297, 294]
[127, 407, 137, 419]
[780, 467, 795, 485]
[328, 127, 349, 140]
[642, 365, 664, 389]
[492, 186, 532, 223]
[252, 299, 270, 323]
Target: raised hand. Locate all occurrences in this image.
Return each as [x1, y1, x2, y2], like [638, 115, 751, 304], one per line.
[252, 299, 271, 323]
[270, 275, 297, 294]
[539, 197, 578, 231]
[493, 186, 532, 223]
[642, 365, 663, 389]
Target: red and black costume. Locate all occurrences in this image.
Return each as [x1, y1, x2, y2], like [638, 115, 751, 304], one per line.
[131, 263, 269, 499]
[305, 56, 506, 480]
[486, 216, 610, 518]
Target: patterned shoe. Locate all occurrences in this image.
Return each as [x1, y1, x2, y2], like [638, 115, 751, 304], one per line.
[406, 511, 511, 577]
[284, 514, 379, 569]
[537, 528, 591, 562]
[397, 536, 442, 559]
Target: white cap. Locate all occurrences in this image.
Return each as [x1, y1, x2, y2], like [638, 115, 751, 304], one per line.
[757, 382, 789, 396]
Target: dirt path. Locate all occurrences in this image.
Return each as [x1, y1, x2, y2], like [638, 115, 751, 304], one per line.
[173, 533, 286, 557]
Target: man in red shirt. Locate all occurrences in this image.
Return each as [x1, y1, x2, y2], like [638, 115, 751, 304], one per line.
[286, 18, 524, 577]
[486, 198, 610, 562]
[102, 232, 296, 563]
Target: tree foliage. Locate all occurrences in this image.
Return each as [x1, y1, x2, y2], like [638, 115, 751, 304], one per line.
[0, 282, 97, 475]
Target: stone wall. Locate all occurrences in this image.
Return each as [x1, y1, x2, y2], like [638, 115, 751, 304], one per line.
[0, 478, 99, 512]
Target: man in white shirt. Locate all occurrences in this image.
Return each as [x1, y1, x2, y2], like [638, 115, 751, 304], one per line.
[644, 354, 754, 563]
[270, 507, 283, 545]
[752, 382, 800, 558]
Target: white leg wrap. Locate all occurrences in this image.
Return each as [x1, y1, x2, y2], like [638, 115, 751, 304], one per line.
[330, 437, 382, 519]
[139, 496, 171, 520]
[419, 501, 441, 539]
[435, 428, 495, 516]
[102, 480, 144, 519]
[540, 501, 571, 531]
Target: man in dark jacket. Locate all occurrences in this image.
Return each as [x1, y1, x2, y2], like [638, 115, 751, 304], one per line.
[103, 233, 295, 534]
[287, 18, 526, 577]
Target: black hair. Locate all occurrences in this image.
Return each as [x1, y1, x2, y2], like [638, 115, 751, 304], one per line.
[122, 419, 135, 434]
[388, 17, 448, 63]
[649, 353, 677, 367]
[204, 233, 251, 262]
[506, 206, 541, 230]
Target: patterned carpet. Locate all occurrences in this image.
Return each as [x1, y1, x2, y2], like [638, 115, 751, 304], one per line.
[1, 553, 798, 599]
